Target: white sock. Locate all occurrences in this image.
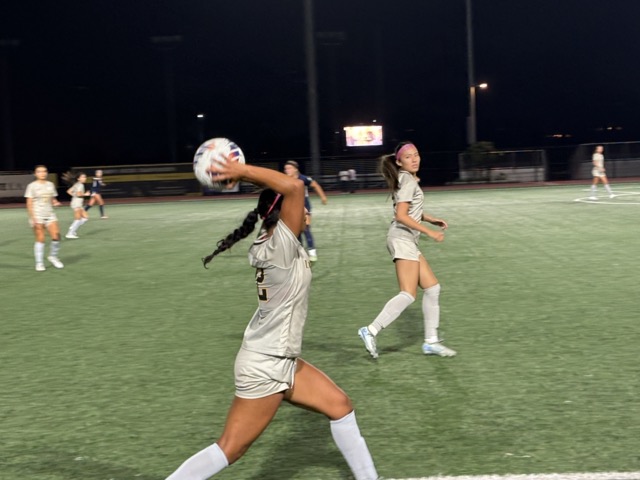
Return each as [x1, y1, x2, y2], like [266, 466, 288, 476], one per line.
[50, 241, 60, 258]
[34, 242, 45, 264]
[69, 220, 81, 234]
[165, 443, 228, 480]
[423, 284, 441, 343]
[330, 411, 379, 480]
[590, 185, 596, 195]
[605, 184, 613, 194]
[369, 291, 414, 334]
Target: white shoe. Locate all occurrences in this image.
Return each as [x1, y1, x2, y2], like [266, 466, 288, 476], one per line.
[101, 215, 109, 219]
[308, 254, 318, 262]
[358, 327, 379, 359]
[609, 194, 616, 199]
[422, 341, 457, 357]
[589, 196, 597, 200]
[35, 263, 45, 272]
[47, 256, 64, 269]
[65, 232, 78, 239]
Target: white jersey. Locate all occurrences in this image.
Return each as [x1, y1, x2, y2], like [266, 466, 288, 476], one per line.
[69, 181, 86, 209]
[592, 152, 605, 177]
[24, 180, 58, 219]
[243, 220, 312, 358]
[388, 170, 424, 241]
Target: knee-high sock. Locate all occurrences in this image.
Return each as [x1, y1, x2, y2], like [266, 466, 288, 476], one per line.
[423, 283, 441, 343]
[330, 411, 379, 480]
[34, 242, 45, 264]
[99, 205, 105, 216]
[69, 220, 81, 234]
[369, 291, 415, 335]
[49, 240, 60, 257]
[165, 443, 229, 480]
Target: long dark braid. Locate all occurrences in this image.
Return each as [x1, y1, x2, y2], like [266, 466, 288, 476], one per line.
[202, 189, 283, 268]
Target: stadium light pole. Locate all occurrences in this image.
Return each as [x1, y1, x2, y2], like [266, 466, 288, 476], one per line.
[150, 35, 182, 163]
[303, 0, 321, 178]
[0, 38, 20, 170]
[469, 82, 488, 144]
[465, 0, 477, 145]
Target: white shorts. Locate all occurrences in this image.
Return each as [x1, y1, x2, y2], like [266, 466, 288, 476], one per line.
[234, 348, 297, 399]
[387, 234, 422, 262]
[592, 168, 606, 178]
[33, 213, 58, 226]
[70, 198, 84, 209]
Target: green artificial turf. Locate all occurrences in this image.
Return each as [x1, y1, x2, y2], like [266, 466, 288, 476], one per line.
[1, 184, 639, 479]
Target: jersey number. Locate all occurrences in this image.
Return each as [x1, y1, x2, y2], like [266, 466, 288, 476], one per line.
[255, 268, 268, 301]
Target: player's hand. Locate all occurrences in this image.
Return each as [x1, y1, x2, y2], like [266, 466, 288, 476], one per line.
[208, 155, 246, 182]
[430, 218, 448, 229]
[426, 229, 445, 243]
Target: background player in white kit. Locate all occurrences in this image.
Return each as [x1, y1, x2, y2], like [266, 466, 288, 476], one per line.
[24, 165, 64, 271]
[165, 161, 380, 480]
[590, 145, 614, 199]
[358, 141, 456, 358]
[65, 172, 90, 239]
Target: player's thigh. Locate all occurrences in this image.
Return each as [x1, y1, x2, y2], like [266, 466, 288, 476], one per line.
[46, 221, 60, 239]
[33, 223, 46, 242]
[285, 359, 352, 420]
[394, 259, 420, 297]
[217, 394, 284, 463]
[418, 255, 438, 289]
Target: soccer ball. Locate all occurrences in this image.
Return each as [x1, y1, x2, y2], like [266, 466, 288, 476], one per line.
[193, 137, 246, 188]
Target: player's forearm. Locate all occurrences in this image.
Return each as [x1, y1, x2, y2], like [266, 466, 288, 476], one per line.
[239, 164, 300, 196]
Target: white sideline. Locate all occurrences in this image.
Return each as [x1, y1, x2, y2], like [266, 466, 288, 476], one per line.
[387, 472, 640, 480]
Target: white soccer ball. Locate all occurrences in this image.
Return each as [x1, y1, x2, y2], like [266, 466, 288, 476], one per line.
[193, 137, 246, 188]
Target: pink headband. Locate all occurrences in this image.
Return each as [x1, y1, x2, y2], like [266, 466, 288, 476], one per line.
[262, 193, 282, 219]
[395, 143, 416, 160]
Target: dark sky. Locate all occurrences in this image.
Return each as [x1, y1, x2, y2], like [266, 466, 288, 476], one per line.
[1, 0, 639, 170]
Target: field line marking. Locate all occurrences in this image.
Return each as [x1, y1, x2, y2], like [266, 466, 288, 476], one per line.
[387, 472, 640, 480]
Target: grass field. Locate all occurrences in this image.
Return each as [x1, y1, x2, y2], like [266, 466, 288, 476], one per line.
[1, 184, 639, 480]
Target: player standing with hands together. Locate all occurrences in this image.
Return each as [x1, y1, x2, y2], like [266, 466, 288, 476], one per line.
[358, 141, 456, 359]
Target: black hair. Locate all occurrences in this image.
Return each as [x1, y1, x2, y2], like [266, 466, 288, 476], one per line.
[61, 170, 86, 186]
[202, 189, 284, 268]
[378, 141, 414, 193]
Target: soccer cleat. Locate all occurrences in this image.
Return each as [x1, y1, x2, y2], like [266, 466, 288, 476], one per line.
[358, 327, 378, 359]
[422, 341, 457, 357]
[65, 232, 79, 239]
[589, 196, 597, 200]
[35, 263, 46, 272]
[47, 256, 64, 269]
[308, 254, 318, 262]
[101, 215, 109, 219]
[609, 194, 616, 199]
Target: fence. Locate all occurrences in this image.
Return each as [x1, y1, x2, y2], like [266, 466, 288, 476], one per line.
[569, 142, 640, 179]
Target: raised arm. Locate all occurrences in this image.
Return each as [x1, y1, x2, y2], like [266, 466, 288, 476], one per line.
[210, 161, 306, 236]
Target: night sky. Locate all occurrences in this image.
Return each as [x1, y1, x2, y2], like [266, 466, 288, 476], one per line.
[1, 0, 639, 171]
